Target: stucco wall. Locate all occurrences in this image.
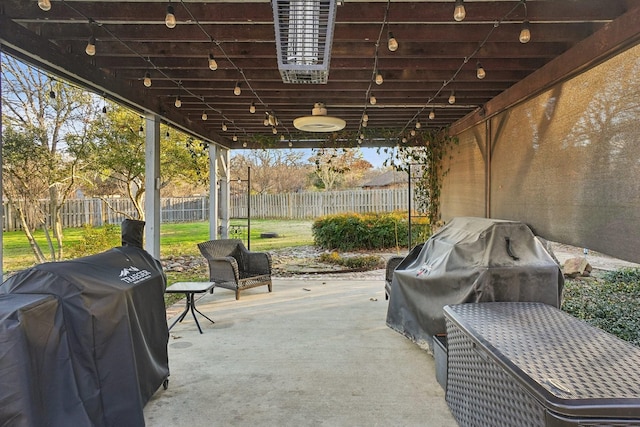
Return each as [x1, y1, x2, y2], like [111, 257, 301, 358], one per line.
[442, 43, 640, 263]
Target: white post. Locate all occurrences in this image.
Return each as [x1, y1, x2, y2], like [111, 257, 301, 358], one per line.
[144, 114, 161, 258]
[209, 145, 230, 239]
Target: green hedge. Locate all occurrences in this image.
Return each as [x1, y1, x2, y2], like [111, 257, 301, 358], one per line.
[312, 212, 430, 251]
[562, 268, 640, 347]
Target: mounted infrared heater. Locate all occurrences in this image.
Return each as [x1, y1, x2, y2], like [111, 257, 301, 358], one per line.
[272, 0, 338, 84]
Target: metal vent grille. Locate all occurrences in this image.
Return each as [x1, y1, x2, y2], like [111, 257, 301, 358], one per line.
[272, 0, 337, 84]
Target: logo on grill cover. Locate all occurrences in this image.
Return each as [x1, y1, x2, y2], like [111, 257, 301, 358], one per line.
[119, 266, 152, 284]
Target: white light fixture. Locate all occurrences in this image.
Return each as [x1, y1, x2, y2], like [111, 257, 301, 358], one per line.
[369, 94, 377, 105]
[362, 113, 369, 122]
[415, 120, 421, 129]
[272, 127, 278, 134]
[429, 109, 435, 120]
[143, 72, 152, 87]
[38, 0, 51, 11]
[222, 123, 228, 131]
[233, 135, 238, 142]
[387, 31, 398, 52]
[233, 82, 241, 96]
[242, 141, 247, 147]
[85, 35, 96, 56]
[174, 96, 182, 108]
[165, 4, 177, 28]
[410, 129, 416, 136]
[288, 141, 293, 147]
[202, 111, 208, 121]
[448, 91, 456, 104]
[250, 102, 256, 114]
[362, 121, 367, 128]
[454, 0, 466, 22]
[519, 20, 531, 43]
[293, 102, 346, 132]
[208, 53, 218, 71]
[375, 71, 384, 85]
[476, 62, 486, 79]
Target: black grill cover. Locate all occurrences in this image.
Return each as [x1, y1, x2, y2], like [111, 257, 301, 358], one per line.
[386, 217, 563, 351]
[0, 244, 168, 427]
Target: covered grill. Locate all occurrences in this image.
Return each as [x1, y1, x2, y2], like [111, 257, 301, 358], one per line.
[0, 220, 169, 427]
[386, 217, 563, 351]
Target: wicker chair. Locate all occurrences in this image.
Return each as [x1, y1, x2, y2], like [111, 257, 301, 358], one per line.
[197, 239, 273, 300]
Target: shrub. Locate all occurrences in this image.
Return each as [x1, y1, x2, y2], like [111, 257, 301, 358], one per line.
[562, 268, 640, 347]
[68, 223, 121, 258]
[312, 212, 431, 251]
[318, 252, 384, 270]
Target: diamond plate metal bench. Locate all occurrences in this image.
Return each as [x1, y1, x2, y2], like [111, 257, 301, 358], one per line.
[197, 239, 272, 300]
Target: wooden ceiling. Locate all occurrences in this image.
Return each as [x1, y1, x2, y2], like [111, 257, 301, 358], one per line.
[1, 0, 639, 149]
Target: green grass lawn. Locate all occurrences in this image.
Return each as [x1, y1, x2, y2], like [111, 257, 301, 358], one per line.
[2, 219, 315, 274]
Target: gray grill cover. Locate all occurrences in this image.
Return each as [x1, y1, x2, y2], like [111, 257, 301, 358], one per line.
[0, 244, 168, 427]
[386, 217, 563, 350]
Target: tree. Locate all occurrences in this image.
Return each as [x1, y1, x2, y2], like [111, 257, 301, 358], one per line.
[1, 54, 97, 262]
[85, 103, 210, 218]
[230, 149, 311, 194]
[310, 148, 373, 190]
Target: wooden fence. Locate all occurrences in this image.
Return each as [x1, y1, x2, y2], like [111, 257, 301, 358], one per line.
[2, 188, 410, 231]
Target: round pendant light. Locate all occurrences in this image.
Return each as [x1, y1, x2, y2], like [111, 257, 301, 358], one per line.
[294, 103, 346, 132]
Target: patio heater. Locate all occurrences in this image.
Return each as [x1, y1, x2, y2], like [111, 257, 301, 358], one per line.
[272, 0, 338, 84]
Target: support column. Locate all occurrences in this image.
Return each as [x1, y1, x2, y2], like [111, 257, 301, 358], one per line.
[209, 145, 230, 239]
[0, 50, 4, 274]
[144, 114, 161, 258]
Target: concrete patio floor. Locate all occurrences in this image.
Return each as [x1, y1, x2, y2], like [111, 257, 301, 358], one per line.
[144, 277, 457, 427]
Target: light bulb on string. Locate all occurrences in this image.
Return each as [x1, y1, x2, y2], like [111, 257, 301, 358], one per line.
[288, 141, 293, 147]
[519, 20, 531, 43]
[410, 129, 416, 136]
[201, 111, 208, 121]
[85, 35, 96, 56]
[233, 82, 241, 96]
[242, 142, 247, 148]
[448, 91, 456, 104]
[222, 123, 227, 131]
[429, 109, 435, 120]
[249, 102, 256, 114]
[453, 0, 466, 22]
[375, 71, 384, 85]
[387, 31, 398, 52]
[232, 135, 238, 142]
[415, 120, 421, 129]
[38, 0, 51, 11]
[263, 115, 269, 126]
[362, 121, 368, 128]
[165, 4, 177, 28]
[369, 94, 377, 105]
[208, 53, 218, 70]
[174, 95, 182, 108]
[272, 127, 278, 135]
[402, 137, 407, 143]
[143, 72, 152, 87]
[476, 62, 486, 79]
[362, 113, 369, 122]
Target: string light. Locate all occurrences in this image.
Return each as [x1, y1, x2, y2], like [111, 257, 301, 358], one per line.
[208, 53, 218, 70]
[362, 113, 369, 122]
[415, 120, 421, 129]
[263, 113, 269, 126]
[222, 123, 228, 131]
[233, 82, 241, 96]
[476, 61, 486, 79]
[232, 135, 238, 142]
[85, 35, 96, 56]
[174, 95, 182, 108]
[375, 71, 384, 85]
[362, 121, 368, 128]
[49, 89, 56, 99]
[201, 111, 208, 120]
[249, 102, 256, 114]
[272, 127, 278, 134]
[387, 31, 398, 52]
[165, 4, 177, 29]
[288, 141, 293, 147]
[519, 20, 531, 43]
[143, 72, 152, 87]
[38, 0, 51, 11]
[369, 94, 377, 105]
[429, 109, 435, 120]
[410, 129, 416, 136]
[402, 137, 407, 143]
[242, 142, 247, 147]
[448, 91, 456, 104]
[453, 0, 466, 22]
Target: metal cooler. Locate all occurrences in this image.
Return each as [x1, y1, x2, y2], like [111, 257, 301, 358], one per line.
[444, 302, 640, 426]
